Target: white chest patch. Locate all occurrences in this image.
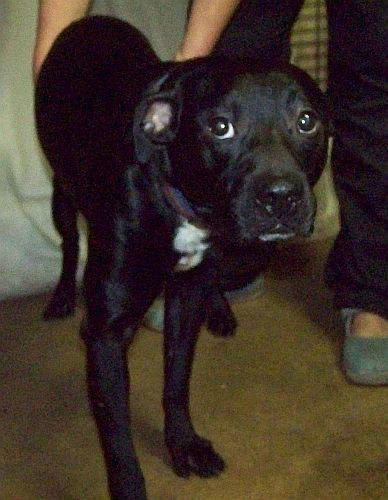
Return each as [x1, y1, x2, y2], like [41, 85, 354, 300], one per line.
[173, 219, 210, 272]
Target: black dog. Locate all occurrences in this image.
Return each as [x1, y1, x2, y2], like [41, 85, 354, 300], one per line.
[35, 16, 330, 500]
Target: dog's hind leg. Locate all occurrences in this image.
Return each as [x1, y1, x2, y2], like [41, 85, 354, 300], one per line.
[206, 292, 237, 338]
[44, 178, 79, 319]
[163, 264, 226, 478]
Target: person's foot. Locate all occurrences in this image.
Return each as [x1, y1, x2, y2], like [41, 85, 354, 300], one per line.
[342, 309, 388, 386]
[350, 311, 388, 338]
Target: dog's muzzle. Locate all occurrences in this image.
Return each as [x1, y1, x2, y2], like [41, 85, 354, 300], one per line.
[233, 172, 316, 242]
[256, 177, 312, 241]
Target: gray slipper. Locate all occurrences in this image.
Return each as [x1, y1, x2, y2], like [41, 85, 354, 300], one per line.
[143, 296, 165, 332]
[341, 308, 388, 386]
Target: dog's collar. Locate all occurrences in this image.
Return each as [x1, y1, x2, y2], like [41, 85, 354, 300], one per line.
[162, 183, 198, 222]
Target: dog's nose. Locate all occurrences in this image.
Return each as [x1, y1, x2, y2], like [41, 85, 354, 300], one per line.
[256, 179, 302, 216]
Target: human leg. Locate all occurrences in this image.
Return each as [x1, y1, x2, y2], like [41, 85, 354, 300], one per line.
[213, 0, 304, 61]
[325, 0, 388, 384]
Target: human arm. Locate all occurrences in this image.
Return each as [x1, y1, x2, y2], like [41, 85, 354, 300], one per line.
[175, 0, 241, 61]
[33, 0, 91, 80]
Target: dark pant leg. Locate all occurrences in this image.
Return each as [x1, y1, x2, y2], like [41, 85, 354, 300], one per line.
[325, 1, 388, 317]
[187, 0, 304, 61]
[215, 0, 304, 60]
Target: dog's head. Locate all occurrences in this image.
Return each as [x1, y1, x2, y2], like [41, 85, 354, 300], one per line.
[134, 58, 330, 243]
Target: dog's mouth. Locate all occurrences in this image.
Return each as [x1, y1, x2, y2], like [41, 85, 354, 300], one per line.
[258, 223, 297, 242]
[230, 168, 318, 243]
[233, 191, 316, 243]
[258, 217, 315, 241]
[234, 210, 315, 243]
[258, 194, 317, 242]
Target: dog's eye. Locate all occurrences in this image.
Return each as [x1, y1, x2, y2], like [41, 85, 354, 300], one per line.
[208, 117, 235, 139]
[297, 110, 319, 134]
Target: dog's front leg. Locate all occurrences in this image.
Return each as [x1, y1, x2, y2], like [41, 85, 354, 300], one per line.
[84, 330, 145, 500]
[82, 242, 168, 500]
[163, 263, 226, 478]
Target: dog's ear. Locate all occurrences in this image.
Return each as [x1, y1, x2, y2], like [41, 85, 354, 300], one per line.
[133, 77, 182, 164]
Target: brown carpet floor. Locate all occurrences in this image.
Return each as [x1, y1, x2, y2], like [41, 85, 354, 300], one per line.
[1, 239, 387, 500]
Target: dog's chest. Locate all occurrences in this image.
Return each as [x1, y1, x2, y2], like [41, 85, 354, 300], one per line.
[173, 219, 210, 272]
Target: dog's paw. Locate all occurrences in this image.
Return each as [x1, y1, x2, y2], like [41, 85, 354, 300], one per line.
[207, 311, 237, 337]
[43, 287, 75, 320]
[206, 295, 237, 337]
[168, 435, 226, 478]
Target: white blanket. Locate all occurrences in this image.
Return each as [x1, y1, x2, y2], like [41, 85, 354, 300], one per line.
[0, 0, 188, 299]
